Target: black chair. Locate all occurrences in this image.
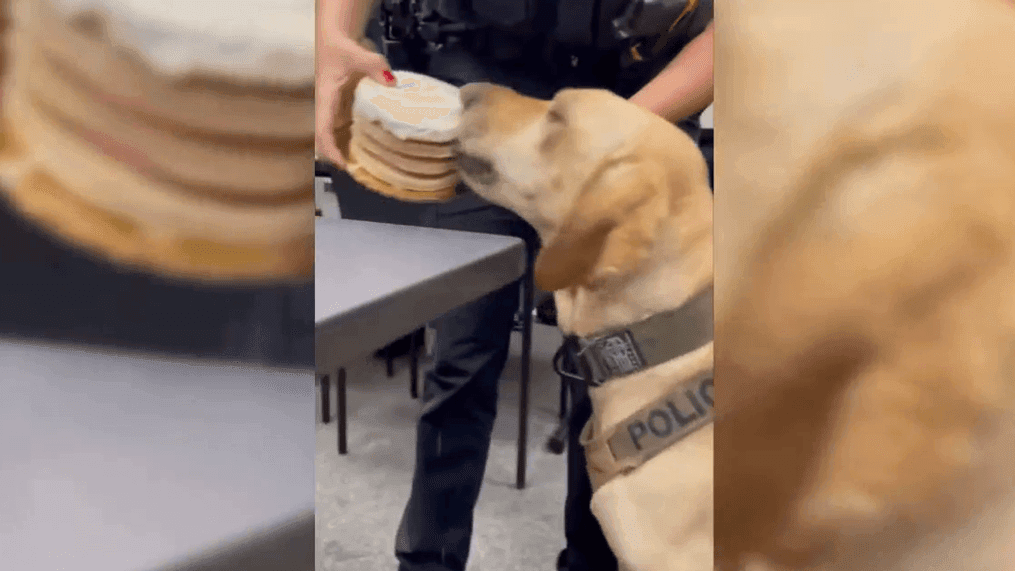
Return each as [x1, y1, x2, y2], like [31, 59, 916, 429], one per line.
[528, 296, 577, 455]
[374, 327, 426, 397]
[545, 339, 581, 455]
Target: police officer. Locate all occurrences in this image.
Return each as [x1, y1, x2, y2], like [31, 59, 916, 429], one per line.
[317, 1, 713, 570]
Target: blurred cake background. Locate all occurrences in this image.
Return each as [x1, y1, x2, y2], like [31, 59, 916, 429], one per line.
[0, 0, 314, 366]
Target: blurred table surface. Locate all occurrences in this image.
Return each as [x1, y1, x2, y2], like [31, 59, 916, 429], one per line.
[0, 338, 314, 571]
[314, 218, 526, 371]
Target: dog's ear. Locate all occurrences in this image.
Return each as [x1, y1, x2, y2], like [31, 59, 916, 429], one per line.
[534, 160, 668, 291]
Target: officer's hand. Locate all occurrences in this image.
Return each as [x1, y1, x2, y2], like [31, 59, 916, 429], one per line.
[315, 35, 395, 168]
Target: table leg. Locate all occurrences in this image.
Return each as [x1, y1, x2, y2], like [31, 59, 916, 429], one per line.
[321, 374, 331, 424]
[516, 271, 535, 490]
[338, 367, 348, 455]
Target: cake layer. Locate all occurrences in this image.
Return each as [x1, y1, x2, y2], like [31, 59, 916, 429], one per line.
[351, 116, 457, 159]
[346, 153, 457, 203]
[17, 0, 313, 139]
[23, 44, 312, 197]
[349, 138, 459, 192]
[353, 71, 462, 143]
[352, 127, 456, 177]
[0, 115, 312, 282]
[9, 167, 313, 282]
[43, 0, 314, 87]
[3, 85, 313, 244]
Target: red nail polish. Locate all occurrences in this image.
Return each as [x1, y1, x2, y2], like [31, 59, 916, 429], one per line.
[382, 70, 395, 84]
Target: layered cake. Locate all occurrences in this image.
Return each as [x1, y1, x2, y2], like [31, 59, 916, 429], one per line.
[344, 71, 461, 202]
[0, 0, 314, 283]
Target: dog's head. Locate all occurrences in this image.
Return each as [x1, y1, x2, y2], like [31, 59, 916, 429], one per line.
[456, 83, 711, 292]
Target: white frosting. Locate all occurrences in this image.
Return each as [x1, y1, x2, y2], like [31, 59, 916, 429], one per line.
[46, 0, 314, 85]
[352, 71, 462, 143]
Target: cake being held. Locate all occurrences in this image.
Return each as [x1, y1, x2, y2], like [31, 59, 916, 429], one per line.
[344, 71, 462, 202]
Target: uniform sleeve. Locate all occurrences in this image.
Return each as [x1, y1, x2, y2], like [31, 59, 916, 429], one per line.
[681, 0, 713, 42]
[645, 0, 713, 84]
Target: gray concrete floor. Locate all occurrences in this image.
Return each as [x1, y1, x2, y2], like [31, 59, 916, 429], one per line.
[316, 323, 570, 571]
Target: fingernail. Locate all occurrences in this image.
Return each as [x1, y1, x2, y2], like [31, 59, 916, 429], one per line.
[382, 70, 395, 84]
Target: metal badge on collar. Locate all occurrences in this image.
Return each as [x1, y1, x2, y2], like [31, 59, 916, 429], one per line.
[576, 331, 647, 387]
[574, 287, 713, 388]
[590, 331, 645, 377]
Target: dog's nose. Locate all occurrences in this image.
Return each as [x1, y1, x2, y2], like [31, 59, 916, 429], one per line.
[460, 83, 495, 111]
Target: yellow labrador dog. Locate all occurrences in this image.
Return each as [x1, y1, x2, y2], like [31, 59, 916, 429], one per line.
[715, 0, 1015, 569]
[455, 84, 714, 571]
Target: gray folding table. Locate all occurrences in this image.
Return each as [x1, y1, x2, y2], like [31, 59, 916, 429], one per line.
[314, 218, 537, 488]
[0, 339, 314, 571]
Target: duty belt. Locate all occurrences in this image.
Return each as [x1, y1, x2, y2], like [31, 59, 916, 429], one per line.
[381, 1, 478, 52]
[378, 4, 637, 72]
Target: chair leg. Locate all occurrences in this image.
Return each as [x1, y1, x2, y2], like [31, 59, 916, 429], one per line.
[516, 269, 535, 490]
[338, 367, 348, 455]
[409, 329, 420, 399]
[386, 355, 395, 377]
[321, 375, 331, 424]
[545, 417, 569, 455]
[546, 343, 574, 455]
[559, 372, 568, 419]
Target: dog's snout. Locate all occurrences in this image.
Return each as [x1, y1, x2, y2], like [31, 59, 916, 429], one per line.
[460, 83, 495, 111]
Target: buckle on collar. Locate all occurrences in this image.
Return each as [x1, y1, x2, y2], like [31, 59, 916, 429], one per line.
[576, 331, 647, 387]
